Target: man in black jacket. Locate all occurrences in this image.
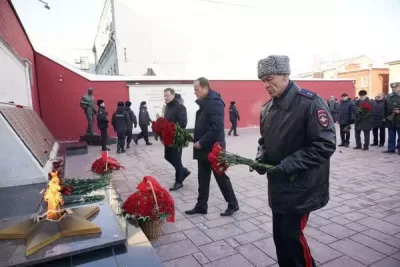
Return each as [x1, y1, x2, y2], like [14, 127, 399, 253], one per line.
[134, 101, 152, 146]
[112, 101, 130, 153]
[124, 101, 137, 148]
[228, 101, 240, 136]
[337, 93, 355, 147]
[354, 90, 373, 150]
[185, 77, 239, 217]
[96, 99, 110, 151]
[163, 88, 191, 191]
[384, 82, 400, 154]
[372, 93, 386, 147]
[252, 55, 336, 267]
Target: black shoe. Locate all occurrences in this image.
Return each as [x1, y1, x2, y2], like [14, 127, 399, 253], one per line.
[220, 206, 239, 216]
[362, 147, 369, 151]
[228, 132, 232, 136]
[146, 142, 153, 146]
[126, 143, 130, 149]
[353, 146, 362, 149]
[345, 143, 349, 147]
[378, 144, 384, 147]
[370, 143, 378, 147]
[133, 138, 138, 145]
[234, 134, 239, 136]
[183, 170, 191, 181]
[383, 150, 395, 153]
[338, 143, 345, 147]
[121, 148, 126, 153]
[185, 208, 207, 215]
[117, 148, 121, 154]
[169, 183, 183, 191]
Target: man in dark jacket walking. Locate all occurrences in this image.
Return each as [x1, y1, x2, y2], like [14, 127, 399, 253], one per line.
[384, 82, 400, 154]
[96, 99, 110, 151]
[327, 96, 338, 123]
[338, 93, 355, 147]
[252, 55, 336, 267]
[185, 77, 239, 217]
[163, 88, 191, 191]
[112, 101, 130, 153]
[228, 101, 240, 136]
[372, 93, 386, 147]
[134, 101, 152, 146]
[354, 90, 373, 150]
[124, 101, 137, 148]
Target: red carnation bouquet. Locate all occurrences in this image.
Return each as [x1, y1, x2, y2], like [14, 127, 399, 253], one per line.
[208, 143, 295, 181]
[91, 151, 124, 175]
[122, 176, 175, 223]
[357, 101, 373, 120]
[151, 117, 193, 149]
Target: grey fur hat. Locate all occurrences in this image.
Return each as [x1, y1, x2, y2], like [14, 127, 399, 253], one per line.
[257, 55, 291, 79]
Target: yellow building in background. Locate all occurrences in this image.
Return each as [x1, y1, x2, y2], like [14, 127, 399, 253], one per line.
[387, 60, 400, 89]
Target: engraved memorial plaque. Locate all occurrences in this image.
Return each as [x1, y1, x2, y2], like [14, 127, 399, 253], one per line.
[0, 107, 56, 167]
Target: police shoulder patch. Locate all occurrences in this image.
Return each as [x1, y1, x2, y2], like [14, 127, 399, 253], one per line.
[297, 88, 317, 99]
[316, 109, 329, 128]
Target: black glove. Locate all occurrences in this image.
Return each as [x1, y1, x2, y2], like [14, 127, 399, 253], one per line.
[249, 140, 269, 175]
[249, 160, 267, 175]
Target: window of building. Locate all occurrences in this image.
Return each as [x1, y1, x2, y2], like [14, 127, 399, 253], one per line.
[361, 77, 368, 88]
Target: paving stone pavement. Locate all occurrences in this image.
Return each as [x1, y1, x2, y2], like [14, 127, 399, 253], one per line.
[66, 127, 400, 267]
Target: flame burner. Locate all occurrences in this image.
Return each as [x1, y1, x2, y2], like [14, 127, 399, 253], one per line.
[0, 172, 101, 256]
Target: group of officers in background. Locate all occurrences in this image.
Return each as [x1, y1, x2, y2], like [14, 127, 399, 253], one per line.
[326, 82, 400, 154]
[96, 99, 153, 153]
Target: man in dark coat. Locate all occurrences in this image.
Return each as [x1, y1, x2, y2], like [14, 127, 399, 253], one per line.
[185, 77, 239, 217]
[372, 93, 386, 147]
[384, 82, 400, 154]
[112, 101, 130, 153]
[228, 101, 240, 136]
[134, 101, 152, 146]
[354, 90, 373, 150]
[96, 99, 110, 151]
[327, 96, 338, 123]
[252, 55, 336, 267]
[124, 101, 137, 148]
[337, 93, 355, 147]
[163, 88, 191, 191]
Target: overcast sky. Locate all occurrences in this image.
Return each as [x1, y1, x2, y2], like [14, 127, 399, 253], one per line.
[12, 0, 400, 77]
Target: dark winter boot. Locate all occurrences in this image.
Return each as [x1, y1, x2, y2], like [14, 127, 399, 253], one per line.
[117, 145, 121, 154]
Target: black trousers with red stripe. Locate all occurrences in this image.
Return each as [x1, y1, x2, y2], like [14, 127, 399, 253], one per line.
[272, 212, 316, 267]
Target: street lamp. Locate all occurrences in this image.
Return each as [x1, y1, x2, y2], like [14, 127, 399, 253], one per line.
[38, 0, 50, 10]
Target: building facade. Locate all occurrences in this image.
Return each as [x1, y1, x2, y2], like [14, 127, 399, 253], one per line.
[93, 0, 192, 77]
[337, 68, 389, 97]
[297, 55, 375, 79]
[387, 60, 400, 89]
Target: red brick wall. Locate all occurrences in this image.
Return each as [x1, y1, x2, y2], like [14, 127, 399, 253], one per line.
[0, 0, 40, 113]
[35, 53, 128, 140]
[36, 52, 355, 140]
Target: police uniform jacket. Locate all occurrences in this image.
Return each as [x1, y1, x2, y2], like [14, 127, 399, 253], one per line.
[384, 92, 400, 128]
[124, 106, 138, 129]
[111, 106, 130, 133]
[257, 81, 336, 214]
[96, 106, 108, 130]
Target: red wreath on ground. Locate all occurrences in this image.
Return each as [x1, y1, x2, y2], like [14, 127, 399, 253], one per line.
[122, 176, 175, 223]
[91, 151, 124, 175]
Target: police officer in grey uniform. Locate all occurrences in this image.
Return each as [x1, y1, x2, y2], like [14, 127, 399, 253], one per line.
[252, 55, 336, 267]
